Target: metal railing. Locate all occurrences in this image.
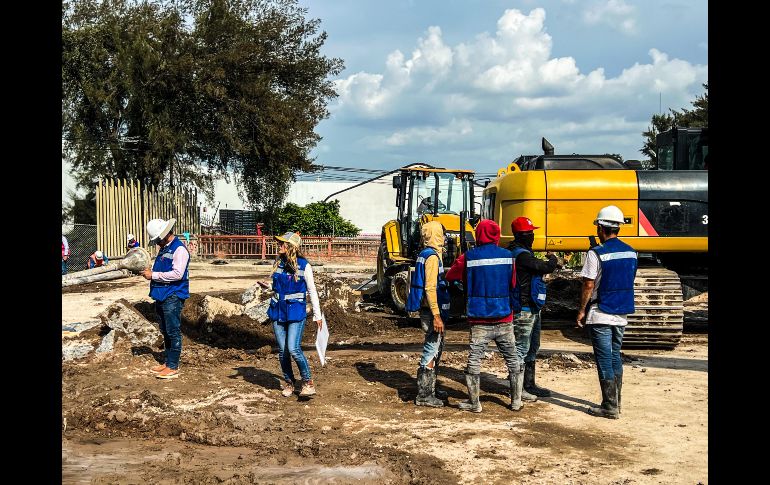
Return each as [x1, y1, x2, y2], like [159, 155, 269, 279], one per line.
[196, 235, 379, 260]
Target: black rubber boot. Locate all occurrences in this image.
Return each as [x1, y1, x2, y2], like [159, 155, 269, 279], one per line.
[524, 360, 552, 397]
[431, 370, 448, 400]
[615, 373, 623, 414]
[509, 369, 525, 411]
[588, 379, 619, 419]
[458, 373, 482, 413]
[415, 367, 444, 407]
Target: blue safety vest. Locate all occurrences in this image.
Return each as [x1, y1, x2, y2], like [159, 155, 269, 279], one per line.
[510, 247, 547, 313]
[267, 257, 309, 323]
[465, 243, 514, 319]
[406, 247, 451, 319]
[590, 238, 637, 315]
[149, 237, 190, 301]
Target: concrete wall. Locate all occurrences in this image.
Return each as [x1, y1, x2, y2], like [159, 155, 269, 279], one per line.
[286, 181, 396, 235]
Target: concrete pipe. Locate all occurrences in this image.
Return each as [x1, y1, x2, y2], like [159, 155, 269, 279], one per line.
[62, 269, 132, 288]
[62, 263, 121, 280]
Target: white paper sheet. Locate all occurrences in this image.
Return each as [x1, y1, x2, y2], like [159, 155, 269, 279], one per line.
[315, 313, 329, 366]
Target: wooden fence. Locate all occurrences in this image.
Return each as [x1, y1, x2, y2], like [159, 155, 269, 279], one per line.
[196, 235, 380, 260]
[96, 179, 200, 259]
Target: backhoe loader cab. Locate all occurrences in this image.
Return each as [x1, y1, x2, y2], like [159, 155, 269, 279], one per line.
[378, 165, 476, 312]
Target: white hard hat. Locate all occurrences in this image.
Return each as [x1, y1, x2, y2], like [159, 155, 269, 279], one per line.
[593, 205, 625, 228]
[127, 233, 135, 241]
[146, 218, 177, 243]
[95, 250, 104, 260]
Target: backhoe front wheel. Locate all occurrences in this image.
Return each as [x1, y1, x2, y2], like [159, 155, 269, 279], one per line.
[390, 270, 409, 312]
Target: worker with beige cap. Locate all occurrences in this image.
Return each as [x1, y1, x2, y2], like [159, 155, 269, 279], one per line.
[268, 231, 323, 398]
[141, 218, 190, 380]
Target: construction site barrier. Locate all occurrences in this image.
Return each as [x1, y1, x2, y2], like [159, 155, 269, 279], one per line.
[196, 235, 379, 260]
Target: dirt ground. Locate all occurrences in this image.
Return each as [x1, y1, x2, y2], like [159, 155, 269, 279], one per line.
[62, 260, 708, 484]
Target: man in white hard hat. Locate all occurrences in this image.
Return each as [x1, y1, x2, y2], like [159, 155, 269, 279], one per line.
[126, 233, 140, 250]
[87, 250, 109, 269]
[141, 218, 190, 380]
[576, 205, 637, 419]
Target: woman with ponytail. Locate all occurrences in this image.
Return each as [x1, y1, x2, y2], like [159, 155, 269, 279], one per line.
[267, 232, 323, 397]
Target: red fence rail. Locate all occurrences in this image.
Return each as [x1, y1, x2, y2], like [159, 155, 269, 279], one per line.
[196, 235, 380, 260]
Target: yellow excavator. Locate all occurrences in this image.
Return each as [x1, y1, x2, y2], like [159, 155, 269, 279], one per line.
[483, 137, 708, 348]
[376, 164, 477, 313]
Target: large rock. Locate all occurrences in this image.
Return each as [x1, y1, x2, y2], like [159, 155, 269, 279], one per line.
[200, 295, 244, 323]
[241, 284, 272, 322]
[99, 300, 163, 348]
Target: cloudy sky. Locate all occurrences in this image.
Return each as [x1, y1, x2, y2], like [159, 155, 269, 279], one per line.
[297, 0, 707, 178]
[63, 0, 707, 201]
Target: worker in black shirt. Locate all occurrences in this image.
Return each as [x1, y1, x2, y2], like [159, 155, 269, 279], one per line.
[507, 217, 559, 400]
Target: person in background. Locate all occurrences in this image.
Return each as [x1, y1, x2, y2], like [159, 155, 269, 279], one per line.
[127, 233, 140, 250]
[62, 235, 70, 275]
[141, 218, 190, 380]
[87, 250, 109, 269]
[577, 206, 637, 419]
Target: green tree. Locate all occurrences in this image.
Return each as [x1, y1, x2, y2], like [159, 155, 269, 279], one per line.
[273, 200, 360, 236]
[62, 0, 343, 211]
[639, 83, 708, 168]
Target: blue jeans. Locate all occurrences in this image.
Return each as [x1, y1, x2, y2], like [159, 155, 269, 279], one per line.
[272, 320, 312, 382]
[513, 310, 542, 364]
[419, 308, 444, 368]
[588, 324, 625, 380]
[62, 259, 67, 275]
[466, 322, 522, 376]
[156, 294, 184, 370]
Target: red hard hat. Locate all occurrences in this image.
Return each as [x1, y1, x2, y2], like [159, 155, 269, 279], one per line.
[511, 216, 540, 232]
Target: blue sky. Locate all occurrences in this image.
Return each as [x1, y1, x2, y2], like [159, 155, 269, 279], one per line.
[63, 0, 707, 201]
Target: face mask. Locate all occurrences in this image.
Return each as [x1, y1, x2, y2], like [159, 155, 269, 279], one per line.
[516, 233, 535, 248]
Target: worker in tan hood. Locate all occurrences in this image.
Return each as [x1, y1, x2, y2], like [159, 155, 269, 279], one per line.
[406, 221, 451, 407]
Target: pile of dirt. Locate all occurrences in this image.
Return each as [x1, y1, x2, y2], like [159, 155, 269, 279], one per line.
[541, 352, 594, 371]
[541, 271, 583, 319]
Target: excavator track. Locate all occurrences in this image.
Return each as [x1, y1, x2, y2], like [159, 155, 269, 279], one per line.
[623, 267, 684, 349]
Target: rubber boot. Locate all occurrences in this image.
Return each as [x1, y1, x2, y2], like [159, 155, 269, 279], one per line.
[588, 379, 619, 419]
[431, 370, 448, 400]
[524, 360, 552, 397]
[510, 373, 537, 401]
[458, 373, 482, 413]
[509, 369, 525, 411]
[415, 367, 444, 407]
[615, 373, 623, 414]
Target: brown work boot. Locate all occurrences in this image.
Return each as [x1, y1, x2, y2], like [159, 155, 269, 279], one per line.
[151, 364, 167, 373]
[281, 381, 295, 397]
[299, 379, 317, 397]
[156, 367, 179, 379]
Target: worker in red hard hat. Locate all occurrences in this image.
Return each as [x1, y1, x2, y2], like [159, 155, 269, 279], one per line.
[507, 216, 559, 402]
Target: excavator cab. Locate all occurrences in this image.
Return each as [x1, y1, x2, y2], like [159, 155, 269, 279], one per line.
[378, 165, 476, 312]
[656, 127, 708, 170]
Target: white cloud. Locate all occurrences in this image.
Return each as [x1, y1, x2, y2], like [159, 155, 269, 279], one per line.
[329, 7, 707, 162]
[384, 118, 473, 147]
[583, 0, 637, 35]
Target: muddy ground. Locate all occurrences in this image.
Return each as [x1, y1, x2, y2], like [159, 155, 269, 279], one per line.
[62, 261, 708, 484]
